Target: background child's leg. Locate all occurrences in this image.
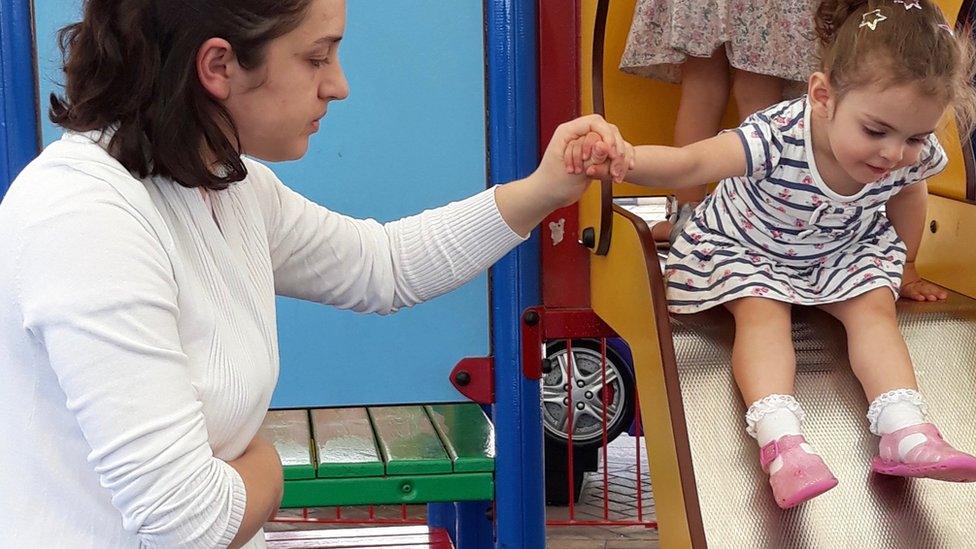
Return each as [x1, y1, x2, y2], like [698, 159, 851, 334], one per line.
[731, 69, 785, 123]
[652, 47, 729, 241]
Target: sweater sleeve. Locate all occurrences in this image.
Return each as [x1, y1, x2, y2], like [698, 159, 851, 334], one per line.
[14, 175, 246, 548]
[247, 160, 525, 313]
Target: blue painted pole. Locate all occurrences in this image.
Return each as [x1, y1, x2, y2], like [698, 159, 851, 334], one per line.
[0, 0, 40, 198]
[427, 503, 458, 543]
[486, 1, 545, 548]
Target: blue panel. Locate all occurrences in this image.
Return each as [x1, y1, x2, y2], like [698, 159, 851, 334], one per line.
[485, 1, 546, 548]
[31, 1, 490, 407]
[0, 0, 40, 196]
[31, 0, 80, 147]
[271, 2, 488, 407]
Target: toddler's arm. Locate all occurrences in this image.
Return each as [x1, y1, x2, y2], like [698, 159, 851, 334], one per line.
[565, 131, 747, 188]
[886, 180, 948, 302]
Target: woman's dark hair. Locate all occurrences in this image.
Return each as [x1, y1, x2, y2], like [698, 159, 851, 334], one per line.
[50, 0, 312, 190]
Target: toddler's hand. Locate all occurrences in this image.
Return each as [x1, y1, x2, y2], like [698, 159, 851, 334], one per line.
[900, 262, 948, 302]
[564, 131, 635, 183]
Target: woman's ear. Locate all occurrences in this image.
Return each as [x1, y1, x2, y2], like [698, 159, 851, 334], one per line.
[808, 72, 835, 120]
[196, 37, 237, 101]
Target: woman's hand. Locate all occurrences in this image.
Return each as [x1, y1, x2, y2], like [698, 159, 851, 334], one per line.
[900, 262, 948, 302]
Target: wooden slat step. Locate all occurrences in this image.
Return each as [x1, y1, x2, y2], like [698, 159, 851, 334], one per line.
[368, 406, 452, 475]
[311, 408, 384, 478]
[265, 525, 453, 548]
[426, 404, 494, 473]
[260, 410, 314, 480]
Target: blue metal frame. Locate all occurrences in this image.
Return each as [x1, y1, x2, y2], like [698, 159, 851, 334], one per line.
[486, 1, 546, 548]
[0, 0, 40, 198]
[429, 2, 544, 546]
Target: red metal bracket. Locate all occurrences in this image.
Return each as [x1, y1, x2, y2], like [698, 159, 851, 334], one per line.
[450, 357, 494, 404]
[521, 307, 544, 380]
[521, 307, 618, 380]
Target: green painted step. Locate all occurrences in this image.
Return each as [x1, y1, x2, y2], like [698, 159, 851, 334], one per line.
[311, 407, 385, 478]
[279, 472, 494, 508]
[426, 404, 494, 473]
[369, 406, 453, 475]
[262, 403, 496, 507]
[259, 410, 315, 480]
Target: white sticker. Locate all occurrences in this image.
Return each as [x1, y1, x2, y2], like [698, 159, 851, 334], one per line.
[548, 218, 565, 246]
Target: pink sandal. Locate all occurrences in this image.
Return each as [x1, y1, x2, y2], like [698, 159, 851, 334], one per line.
[872, 423, 976, 482]
[760, 435, 838, 509]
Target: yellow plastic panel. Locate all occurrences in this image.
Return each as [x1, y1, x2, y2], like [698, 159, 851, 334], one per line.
[590, 211, 696, 548]
[917, 194, 976, 298]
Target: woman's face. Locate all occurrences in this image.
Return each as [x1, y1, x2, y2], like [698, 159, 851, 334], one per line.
[223, 0, 349, 161]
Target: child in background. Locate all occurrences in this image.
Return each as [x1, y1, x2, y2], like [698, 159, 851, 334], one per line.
[620, 0, 821, 241]
[571, 0, 976, 509]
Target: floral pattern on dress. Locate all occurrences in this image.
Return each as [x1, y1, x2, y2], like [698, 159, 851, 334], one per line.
[619, 0, 820, 84]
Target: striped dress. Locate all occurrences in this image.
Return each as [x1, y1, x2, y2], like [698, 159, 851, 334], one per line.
[666, 97, 948, 314]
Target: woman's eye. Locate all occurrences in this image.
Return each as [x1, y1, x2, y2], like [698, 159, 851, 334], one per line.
[863, 127, 885, 137]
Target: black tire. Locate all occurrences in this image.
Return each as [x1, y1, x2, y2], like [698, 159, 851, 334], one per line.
[541, 339, 636, 451]
[544, 438, 599, 505]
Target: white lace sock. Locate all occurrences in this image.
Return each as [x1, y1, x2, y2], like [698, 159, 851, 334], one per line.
[746, 394, 805, 447]
[867, 389, 928, 460]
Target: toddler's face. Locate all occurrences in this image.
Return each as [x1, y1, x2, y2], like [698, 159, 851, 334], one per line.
[827, 83, 945, 185]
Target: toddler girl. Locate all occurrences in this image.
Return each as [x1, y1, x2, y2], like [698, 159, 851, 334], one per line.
[571, 0, 976, 509]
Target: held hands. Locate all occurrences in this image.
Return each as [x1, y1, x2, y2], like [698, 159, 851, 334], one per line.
[495, 114, 632, 237]
[564, 131, 636, 182]
[534, 115, 634, 208]
[900, 262, 948, 302]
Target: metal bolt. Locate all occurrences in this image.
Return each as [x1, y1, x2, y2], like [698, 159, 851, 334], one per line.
[577, 380, 585, 388]
[524, 310, 540, 326]
[585, 391, 594, 399]
[454, 371, 471, 386]
[401, 483, 413, 493]
[563, 398, 569, 406]
[930, 220, 938, 233]
[576, 402, 585, 410]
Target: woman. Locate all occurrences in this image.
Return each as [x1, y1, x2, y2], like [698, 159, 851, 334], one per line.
[0, 0, 630, 546]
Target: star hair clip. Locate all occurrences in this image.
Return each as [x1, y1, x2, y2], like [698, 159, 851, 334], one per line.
[860, 9, 888, 30]
[894, 0, 922, 10]
[939, 23, 955, 36]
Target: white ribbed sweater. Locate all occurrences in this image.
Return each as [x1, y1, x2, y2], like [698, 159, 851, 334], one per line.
[0, 132, 523, 548]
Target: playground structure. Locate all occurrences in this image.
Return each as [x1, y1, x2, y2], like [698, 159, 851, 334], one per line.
[4, 0, 976, 547]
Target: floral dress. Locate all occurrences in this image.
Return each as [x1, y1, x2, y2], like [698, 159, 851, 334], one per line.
[620, 0, 820, 84]
[665, 97, 948, 314]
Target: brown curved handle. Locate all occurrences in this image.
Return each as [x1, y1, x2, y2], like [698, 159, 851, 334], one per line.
[592, 0, 613, 255]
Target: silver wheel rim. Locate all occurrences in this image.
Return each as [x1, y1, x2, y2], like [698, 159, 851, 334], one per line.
[542, 345, 626, 444]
